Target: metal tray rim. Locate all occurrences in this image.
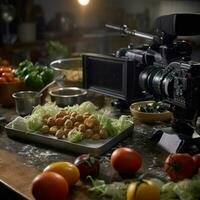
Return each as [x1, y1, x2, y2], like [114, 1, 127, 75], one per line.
[5, 121, 134, 155]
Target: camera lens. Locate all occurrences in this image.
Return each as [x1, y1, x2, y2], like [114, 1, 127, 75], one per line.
[152, 69, 165, 95]
[161, 73, 174, 97]
[139, 65, 174, 98]
[139, 66, 160, 95]
[139, 66, 158, 93]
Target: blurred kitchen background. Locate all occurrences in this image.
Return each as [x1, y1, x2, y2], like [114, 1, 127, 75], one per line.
[1, 0, 200, 65]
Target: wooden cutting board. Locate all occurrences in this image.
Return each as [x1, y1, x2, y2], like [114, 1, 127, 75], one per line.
[0, 150, 92, 200]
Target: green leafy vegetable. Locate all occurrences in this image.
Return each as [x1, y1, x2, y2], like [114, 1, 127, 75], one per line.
[12, 103, 61, 132]
[31, 103, 60, 117]
[66, 101, 97, 114]
[88, 176, 128, 200]
[12, 116, 30, 132]
[67, 129, 83, 143]
[111, 115, 133, 134]
[160, 169, 200, 200]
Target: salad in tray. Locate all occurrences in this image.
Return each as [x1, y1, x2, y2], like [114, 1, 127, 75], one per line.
[11, 101, 133, 143]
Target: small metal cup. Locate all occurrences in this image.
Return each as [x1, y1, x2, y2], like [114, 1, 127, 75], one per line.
[12, 91, 42, 116]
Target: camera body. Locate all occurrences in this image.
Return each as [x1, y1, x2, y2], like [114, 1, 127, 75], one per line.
[82, 13, 200, 126]
[139, 57, 200, 111]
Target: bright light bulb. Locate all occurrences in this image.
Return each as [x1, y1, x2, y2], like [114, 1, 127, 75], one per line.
[78, 0, 90, 6]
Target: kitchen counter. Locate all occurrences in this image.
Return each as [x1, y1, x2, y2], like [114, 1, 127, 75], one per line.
[0, 100, 169, 199]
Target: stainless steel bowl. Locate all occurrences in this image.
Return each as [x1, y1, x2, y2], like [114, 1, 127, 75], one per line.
[12, 91, 42, 116]
[49, 87, 87, 107]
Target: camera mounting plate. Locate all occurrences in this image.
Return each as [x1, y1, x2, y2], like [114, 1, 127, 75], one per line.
[152, 128, 200, 154]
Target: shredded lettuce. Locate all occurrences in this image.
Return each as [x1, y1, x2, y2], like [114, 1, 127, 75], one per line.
[25, 103, 60, 131]
[66, 101, 97, 114]
[67, 129, 83, 142]
[12, 103, 61, 132]
[32, 102, 61, 116]
[94, 112, 117, 137]
[12, 116, 30, 133]
[160, 170, 200, 200]
[25, 114, 43, 131]
[112, 115, 133, 134]
[161, 182, 178, 200]
[88, 176, 128, 200]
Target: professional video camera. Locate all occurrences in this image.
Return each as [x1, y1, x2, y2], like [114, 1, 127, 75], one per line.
[82, 13, 200, 153]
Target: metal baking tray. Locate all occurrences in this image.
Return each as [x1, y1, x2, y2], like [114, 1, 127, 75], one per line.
[5, 122, 133, 155]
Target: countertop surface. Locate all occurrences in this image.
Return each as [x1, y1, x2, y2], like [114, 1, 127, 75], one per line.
[0, 100, 169, 199]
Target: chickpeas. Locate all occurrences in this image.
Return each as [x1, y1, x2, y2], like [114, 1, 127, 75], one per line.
[47, 117, 56, 127]
[71, 112, 77, 118]
[49, 126, 58, 135]
[84, 118, 96, 128]
[55, 129, 65, 139]
[76, 115, 84, 122]
[63, 115, 70, 122]
[85, 129, 94, 138]
[64, 119, 73, 129]
[83, 112, 91, 119]
[74, 121, 80, 127]
[99, 128, 108, 139]
[78, 124, 86, 132]
[42, 115, 50, 124]
[40, 125, 49, 133]
[56, 110, 67, 118]
[55, 118, 65, 126]
[40, 109, 109, 141]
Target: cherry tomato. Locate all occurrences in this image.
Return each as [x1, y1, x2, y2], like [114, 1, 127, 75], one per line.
[193, 154, 200, 170]
[164, 153, 196, 182]
[127, 179, 160, 200]
[0, 77, 7, 83]
[0, 67, 12, 73]
[32, 172, 69, 200]
[43, 161, 80, 187]
[1, 72, 14, 82]
[110, 147, 142, 175]
[74, 154, 100, 179]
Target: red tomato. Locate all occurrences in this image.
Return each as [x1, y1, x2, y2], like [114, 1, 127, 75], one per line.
[74, 154, 100, 179]
[164, 153, 196, 182]
[193, 154, 200, 170]
[32, 172, 69, 200]
[110, 147, 142, 175]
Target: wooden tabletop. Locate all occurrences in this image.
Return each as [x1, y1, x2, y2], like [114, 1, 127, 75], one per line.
[0, 150, 37, 199]
[0, 150, 97, 200]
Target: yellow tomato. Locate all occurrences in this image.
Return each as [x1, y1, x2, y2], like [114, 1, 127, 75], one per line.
[43, 161, 80, 187]
[127, 179, 160, 200]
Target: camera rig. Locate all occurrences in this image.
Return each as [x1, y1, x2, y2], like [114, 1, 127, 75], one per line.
[82, 13, 200, 153]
